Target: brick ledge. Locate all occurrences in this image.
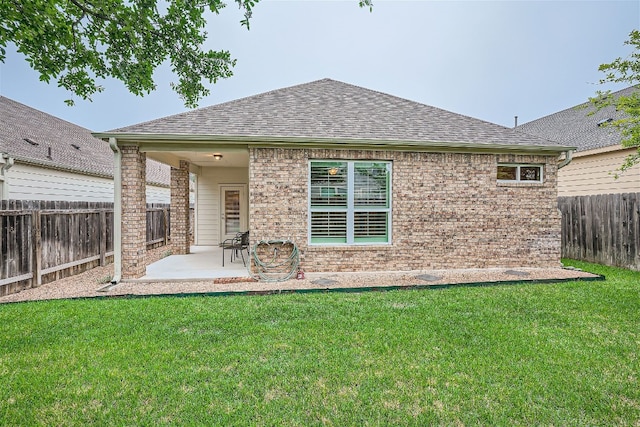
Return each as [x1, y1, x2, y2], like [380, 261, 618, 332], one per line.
[305, 245, 393, 252]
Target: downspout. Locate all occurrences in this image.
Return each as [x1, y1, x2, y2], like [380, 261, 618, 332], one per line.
[109, 138, 122, 285]
[1, 154, 15, 200]
[558, 149, 573, 169]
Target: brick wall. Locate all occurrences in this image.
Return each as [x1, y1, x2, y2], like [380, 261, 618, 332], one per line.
[120, 144, 147, 278]
[249, 148, 561, 272]
[171, 160, 190, 255]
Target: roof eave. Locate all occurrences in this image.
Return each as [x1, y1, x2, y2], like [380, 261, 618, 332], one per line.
[5, 155, 169, 187]
[92, 132, 576, 155]
[8, 155, 113, 180]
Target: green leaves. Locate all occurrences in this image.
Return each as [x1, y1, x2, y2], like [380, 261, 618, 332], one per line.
[598, 30, 640, 85]
[237, 0, 257, 29]
[1, 0, 372, 107]
[592, 30, 640, 175]
[0, 0, 253, 107]
[359, 0, 374, 12]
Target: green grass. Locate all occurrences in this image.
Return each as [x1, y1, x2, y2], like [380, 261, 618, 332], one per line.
[1, 261, 638, 426]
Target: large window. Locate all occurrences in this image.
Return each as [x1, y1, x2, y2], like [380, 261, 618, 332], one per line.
[309, 161, 391, 244]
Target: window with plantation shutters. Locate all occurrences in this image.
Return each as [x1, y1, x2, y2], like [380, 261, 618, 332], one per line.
[310, 211, 347, 241]
[309, 161, 391, 244]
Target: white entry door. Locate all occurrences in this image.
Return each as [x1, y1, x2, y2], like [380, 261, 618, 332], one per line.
[219, 185, 247, 241]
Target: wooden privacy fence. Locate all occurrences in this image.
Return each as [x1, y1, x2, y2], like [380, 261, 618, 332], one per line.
[1, 200, 172, 296]
[558, 193, 640, 271]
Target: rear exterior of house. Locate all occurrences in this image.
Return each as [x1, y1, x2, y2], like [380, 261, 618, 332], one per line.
[96, 79, 573, 279]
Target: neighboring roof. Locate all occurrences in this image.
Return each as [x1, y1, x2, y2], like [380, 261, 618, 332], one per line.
[106, 79, 567, 151]
[0, 96, 170, 186]
[517, 86, 637, 152]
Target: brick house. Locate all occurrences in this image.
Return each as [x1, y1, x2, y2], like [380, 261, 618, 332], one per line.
[94, 79, 574, 281]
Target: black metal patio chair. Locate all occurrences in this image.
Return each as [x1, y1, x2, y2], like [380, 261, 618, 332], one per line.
[221, 231, 249, 267]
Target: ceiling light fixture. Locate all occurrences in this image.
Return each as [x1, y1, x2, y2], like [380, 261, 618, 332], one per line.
[212, 153, 223, 160]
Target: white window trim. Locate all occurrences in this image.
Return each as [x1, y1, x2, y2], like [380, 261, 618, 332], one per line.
[308, 160, 392, 245]
[497, 163, 544, 183]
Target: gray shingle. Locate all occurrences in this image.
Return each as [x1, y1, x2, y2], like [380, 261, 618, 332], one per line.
[111, 79, 559, 148]
[516, 86, 636, 152]
[1, 96, 169, 186]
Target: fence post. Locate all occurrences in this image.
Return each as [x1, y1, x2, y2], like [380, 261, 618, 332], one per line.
[163, 208, 169, 246]
[99, 210, 107, 266]
[32, 210, 42, 286]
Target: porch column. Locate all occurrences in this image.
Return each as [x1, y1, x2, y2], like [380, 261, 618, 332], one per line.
[170, 160, 190, 255]
[120, 144, 147, 279]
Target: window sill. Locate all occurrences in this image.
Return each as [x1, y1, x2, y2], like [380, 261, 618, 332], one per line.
[306, 244, 393, 252]
[497, 181, 545, 187]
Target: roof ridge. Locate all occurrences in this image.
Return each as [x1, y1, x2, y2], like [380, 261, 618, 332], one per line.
[103, 78, 562, 148]
[112, 78, 527, 137]
[321, 80, 529, 135]
[108, 78, 337, 132]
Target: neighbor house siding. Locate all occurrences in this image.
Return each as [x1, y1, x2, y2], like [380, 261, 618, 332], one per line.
[3, 163, 170, 203]
[250, 148, 561, 271]
[558, 146, 640, 196]
[5, 163, 114, 201]
[146, 185, 170, 204]
[195, 166, 249, 245]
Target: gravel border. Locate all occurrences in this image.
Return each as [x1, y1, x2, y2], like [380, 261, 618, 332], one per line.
[0, 247, 601, 304]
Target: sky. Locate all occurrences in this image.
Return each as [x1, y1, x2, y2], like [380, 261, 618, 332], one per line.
[0, 0, 638, 132]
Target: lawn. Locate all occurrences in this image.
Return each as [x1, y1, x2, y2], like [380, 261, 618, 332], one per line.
[0, 261, 638, 426]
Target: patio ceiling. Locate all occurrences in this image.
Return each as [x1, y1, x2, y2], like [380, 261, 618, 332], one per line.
[146, 148, 249, 168]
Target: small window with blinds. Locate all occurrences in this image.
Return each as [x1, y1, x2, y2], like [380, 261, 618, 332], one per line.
[497, 164, 543, 183]
[309, 160, 391, 244]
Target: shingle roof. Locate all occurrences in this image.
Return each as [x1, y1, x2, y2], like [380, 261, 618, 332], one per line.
[516, 86, 636, 152]
[111, 79, 560, 148]
[0, 96, 170, 186]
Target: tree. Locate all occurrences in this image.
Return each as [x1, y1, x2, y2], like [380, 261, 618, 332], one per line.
[0, 0, 373, 108]
[590, 29, 640, 176]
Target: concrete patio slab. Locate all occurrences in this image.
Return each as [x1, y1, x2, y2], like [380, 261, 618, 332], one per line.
[141, 245, 250, 281]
